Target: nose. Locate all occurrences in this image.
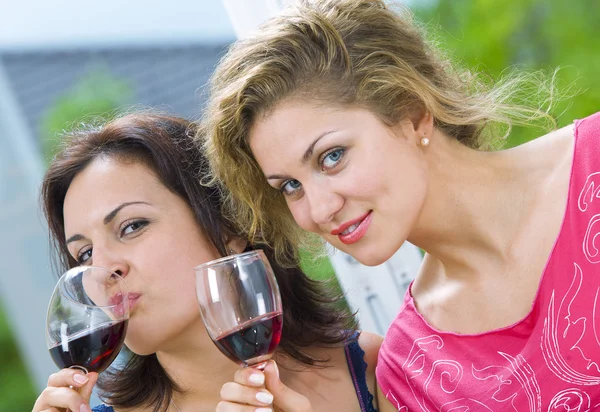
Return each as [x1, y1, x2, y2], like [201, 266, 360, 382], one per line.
[305, 180, 344, 225]
[90, 245, 130, 280]
[111, 263, 130, 279]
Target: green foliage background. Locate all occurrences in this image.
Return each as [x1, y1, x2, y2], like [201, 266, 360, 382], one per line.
[0, 302, 37, 410]
[3, 1, 599, 409]
[41, 65, 132, 164]
[415, 0, 600, 147]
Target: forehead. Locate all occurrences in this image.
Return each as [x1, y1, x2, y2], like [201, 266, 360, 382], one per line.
[248, 101, 390, 163]
[63, 158, 164, 225]
[70, 157, 161, 195]
[254, 100, 331, 130]
[250, 101, 341, 150]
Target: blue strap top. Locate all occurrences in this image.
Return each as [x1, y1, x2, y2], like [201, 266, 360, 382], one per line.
[344, 330, 378, 412]
[94, 331, 378, 412]
[92, 405, 113, 412]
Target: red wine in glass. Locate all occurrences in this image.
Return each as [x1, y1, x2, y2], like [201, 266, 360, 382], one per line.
[48, 319, 129, 373]
[46, 266, 130, 374]
[214, 312, 282, 367]
[196, 250, 283, 369]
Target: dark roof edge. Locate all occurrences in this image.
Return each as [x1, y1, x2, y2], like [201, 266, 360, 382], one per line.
[0, 38, 234, 55]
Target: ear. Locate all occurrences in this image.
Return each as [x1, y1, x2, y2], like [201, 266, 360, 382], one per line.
[225, 236, 249, 254]
[398, 110, 434, 145]
[415, 111, 434, 140]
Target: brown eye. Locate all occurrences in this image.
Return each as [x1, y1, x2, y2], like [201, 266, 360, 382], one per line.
[120, 219, 149, 237]
[77, 247, 92, 264]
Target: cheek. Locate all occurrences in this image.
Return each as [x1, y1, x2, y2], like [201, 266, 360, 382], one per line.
[124, 288, 200, 355]
[287, 200, 315, 231]
[381, 168, 428, 217]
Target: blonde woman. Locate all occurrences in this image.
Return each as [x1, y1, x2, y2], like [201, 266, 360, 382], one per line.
[201, 0, 600, 410]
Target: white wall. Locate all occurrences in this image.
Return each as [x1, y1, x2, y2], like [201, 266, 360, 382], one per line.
[0, 62, 57, 391]
[0, 0, 236, 51]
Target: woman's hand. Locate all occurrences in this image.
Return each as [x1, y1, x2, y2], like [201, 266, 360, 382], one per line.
[218, 360, 313, 412]
[32, 369, 98, 412]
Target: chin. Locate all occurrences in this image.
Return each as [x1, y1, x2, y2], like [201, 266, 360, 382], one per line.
[349, 243, 402, 267]
[344, 248, 390, 266]
[124, 327, 159, 356]
[354, 254, 390, 267]
[124, 339, 155, 356]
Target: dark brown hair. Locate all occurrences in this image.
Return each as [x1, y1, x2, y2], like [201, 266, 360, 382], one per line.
[41, 112, 356, 411]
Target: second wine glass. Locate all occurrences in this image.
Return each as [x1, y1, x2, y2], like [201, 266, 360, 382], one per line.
[195, 250, 283, 369]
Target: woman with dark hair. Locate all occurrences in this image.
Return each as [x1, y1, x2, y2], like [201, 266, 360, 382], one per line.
[32, 113, 382, 412]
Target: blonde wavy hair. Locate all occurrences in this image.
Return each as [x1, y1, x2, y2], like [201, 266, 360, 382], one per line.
[200, 0, 557, 265]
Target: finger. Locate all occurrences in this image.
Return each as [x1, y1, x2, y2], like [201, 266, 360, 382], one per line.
[47, 369, 90, 389]
[32, 386, 92, 412]
[216, 400, 272, 412]
[263, 361, 312, 412]
[220, 382, 274, 407]
[78, 372, 99, 402]
[233, 367, 266, 387]
[34, 407, 62, 412]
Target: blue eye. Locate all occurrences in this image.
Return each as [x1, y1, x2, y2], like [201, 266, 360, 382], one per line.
[280, 179, 302, 196]
[321, 148, 345, 170]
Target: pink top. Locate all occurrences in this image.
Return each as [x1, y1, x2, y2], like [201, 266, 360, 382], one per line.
[376, 112, 600, 411]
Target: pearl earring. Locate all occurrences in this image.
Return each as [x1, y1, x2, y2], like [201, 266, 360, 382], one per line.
[420, 136, 430, 147]
[229, 249, 236, 255]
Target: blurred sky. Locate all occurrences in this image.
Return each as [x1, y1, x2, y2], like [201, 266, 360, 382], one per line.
[0, 0, 427, 51]
[0, 0, 236, 51]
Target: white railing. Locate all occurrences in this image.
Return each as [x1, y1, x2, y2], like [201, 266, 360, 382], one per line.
[0, 60, 57, 391]
[328, 243, 421, 335]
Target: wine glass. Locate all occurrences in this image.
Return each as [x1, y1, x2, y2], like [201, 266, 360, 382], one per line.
[195, 250, 283, 369]
[46, 266, 130, 374]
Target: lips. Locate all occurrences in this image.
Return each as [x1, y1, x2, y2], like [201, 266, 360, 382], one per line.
[108, 292, 126, 307]
[126, 293, 141, 310]
[331, 211, 373, 245]
[109, 292, 141, 318]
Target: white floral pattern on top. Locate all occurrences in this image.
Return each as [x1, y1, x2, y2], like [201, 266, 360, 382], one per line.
[377, 113, 600, 411]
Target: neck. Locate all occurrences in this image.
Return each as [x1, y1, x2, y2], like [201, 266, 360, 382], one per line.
[155, 318, 239, 409]
[408, 130, 551, 280]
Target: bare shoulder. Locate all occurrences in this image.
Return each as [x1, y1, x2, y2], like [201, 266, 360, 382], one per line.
[540, 121, 575, 146]
[520, 122, 574, 157]
[538, 123, 576, 182]
[509, 122, 574, 184]
[358, 331, 384, 410]
[358, 331, 384, 369]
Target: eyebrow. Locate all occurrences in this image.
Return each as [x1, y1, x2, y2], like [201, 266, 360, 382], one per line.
[266, 130, 337, 181]
[65, 201, 150, 245]
[65, 234, 84, 245]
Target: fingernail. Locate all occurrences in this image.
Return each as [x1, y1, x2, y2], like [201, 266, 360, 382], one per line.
[80, 404, 92, 412]
[255, 408, 272, 412]
[249, 373, 265, 385]
[256, 391, 274, 405]
[73, 374, 88, 384]
[272, 361, 279, 378]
